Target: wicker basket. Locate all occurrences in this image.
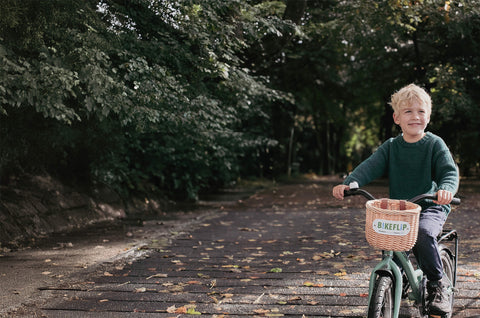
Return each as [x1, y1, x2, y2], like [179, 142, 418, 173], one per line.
[365, 199, 421, 251]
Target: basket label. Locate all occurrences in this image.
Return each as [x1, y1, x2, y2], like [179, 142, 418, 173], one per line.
[372, 219, 411, 236]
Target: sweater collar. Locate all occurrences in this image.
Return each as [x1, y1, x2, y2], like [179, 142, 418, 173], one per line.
[397, 131, 432, 146]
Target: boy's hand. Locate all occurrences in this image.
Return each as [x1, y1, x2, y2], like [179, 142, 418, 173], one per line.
[435, 189, 454, 205]
[332, 184, 349, 200]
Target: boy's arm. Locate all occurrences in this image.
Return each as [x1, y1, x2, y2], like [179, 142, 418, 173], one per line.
[433, 139, 459, 204]
[434, 144, 459, 193]
[343, 141, 389, 187]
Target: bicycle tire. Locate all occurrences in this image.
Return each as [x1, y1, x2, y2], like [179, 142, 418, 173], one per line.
[438, 248, 455, 318]
[368, 274, 395, 318]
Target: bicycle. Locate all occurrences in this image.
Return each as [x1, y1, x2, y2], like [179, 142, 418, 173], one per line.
[344, 182, 460, 318]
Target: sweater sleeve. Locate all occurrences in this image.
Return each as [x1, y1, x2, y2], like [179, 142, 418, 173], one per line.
[343, 140, 390, 186]
[433, 139, 459, 194]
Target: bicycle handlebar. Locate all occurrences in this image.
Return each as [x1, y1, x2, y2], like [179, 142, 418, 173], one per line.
[344, 182, 460, 205]
[408, 193, 461, 205]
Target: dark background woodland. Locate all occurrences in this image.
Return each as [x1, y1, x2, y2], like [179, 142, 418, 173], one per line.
[1, 0, 479, 201]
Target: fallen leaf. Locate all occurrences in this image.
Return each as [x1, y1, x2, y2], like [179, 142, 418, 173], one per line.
[187, 280, 202, 285]
[253, 293, 265, 304]
[174, 306, 187, 314]
[146, 273, 167, 280]
[166, 305, 177, 313]
[186, 307, 201, 315]
[198, 273, 210, 278]
[239, 227, 258, 232]
[303, 281, 324, 287]
[254, 309, 270, 314]
[209, 280, 216, 288]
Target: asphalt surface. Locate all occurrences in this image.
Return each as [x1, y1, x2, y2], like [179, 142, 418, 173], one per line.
[2, 180, 480, 317]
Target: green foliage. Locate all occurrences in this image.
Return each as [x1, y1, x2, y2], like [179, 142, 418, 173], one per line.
[1, 0, 479, 200]
[0, 0, 293, 199]
[291, 0, 480, 175]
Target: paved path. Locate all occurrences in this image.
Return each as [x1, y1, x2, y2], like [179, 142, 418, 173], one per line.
[3, 181, 480, 317]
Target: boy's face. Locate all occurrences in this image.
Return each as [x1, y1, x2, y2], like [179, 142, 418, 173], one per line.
[393, 100, 430, 143]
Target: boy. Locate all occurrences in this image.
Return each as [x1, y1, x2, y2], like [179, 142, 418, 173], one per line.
[332, 83, 459, 314]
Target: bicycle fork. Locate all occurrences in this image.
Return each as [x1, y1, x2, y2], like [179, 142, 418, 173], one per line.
[368, 251, 424, 318]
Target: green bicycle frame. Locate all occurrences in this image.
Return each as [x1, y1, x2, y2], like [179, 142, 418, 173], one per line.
[368, 250, 423, 318]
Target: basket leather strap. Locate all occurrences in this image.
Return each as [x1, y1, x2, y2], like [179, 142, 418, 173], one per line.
[380, 199, 388, 209]
[380, 199, 407, 210]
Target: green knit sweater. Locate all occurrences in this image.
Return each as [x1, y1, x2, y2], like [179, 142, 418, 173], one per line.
[344, 132, 459, 213]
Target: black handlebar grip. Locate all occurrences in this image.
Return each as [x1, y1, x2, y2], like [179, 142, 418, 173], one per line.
[451, 197, 461, 205]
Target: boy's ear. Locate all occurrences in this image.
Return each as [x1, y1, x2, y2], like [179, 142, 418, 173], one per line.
[393, 112, 400, 125]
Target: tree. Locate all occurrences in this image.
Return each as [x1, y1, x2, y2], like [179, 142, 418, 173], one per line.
[1, 0, 479, 202]
[0, 0, 295, 199]
[273, 0, 480, 176]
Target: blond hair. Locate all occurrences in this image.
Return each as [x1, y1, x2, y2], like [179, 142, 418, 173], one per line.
[390, 83, 432, 115]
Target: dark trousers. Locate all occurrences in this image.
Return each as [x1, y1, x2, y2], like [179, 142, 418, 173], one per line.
[412, 206, 447, 282]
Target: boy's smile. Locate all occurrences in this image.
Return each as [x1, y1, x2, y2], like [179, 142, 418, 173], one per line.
[393, 100, 430, 143]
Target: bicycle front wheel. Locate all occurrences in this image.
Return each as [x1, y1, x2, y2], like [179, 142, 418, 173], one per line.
[439, 248, 455, 317]
[368, 274, 395, 318]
